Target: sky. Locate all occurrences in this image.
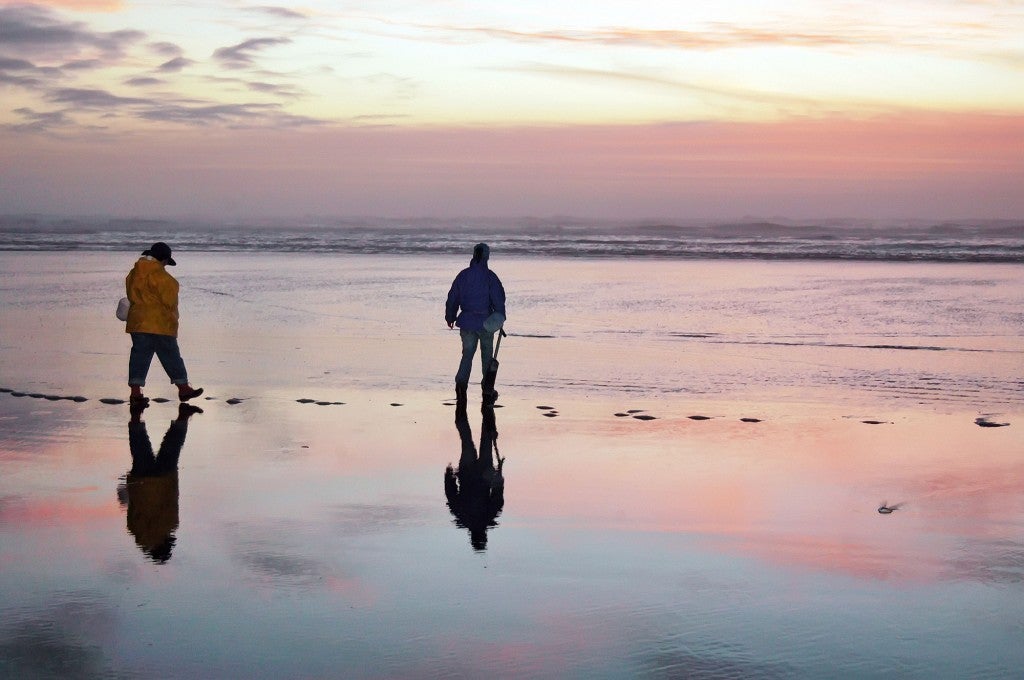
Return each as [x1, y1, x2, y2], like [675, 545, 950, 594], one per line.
[1, 0, 1023, 220]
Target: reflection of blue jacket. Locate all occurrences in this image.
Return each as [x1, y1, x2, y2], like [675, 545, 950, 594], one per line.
[446, 250, 506, 332]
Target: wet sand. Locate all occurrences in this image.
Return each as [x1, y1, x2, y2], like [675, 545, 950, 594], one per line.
[2, 252, 1023, 677]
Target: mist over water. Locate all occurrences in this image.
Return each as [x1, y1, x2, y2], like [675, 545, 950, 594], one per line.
[2, 215, 1022, 262]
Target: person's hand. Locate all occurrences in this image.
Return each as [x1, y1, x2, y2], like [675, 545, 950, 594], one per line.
[447, 320, 454, 329]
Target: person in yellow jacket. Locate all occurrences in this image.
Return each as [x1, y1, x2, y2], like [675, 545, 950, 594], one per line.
[125, 242, 203, 405]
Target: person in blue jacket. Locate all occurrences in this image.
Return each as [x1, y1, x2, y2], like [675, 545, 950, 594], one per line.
[445, 243, 506, 404]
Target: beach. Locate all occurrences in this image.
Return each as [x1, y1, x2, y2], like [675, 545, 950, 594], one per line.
[2, 251, 1023, 678]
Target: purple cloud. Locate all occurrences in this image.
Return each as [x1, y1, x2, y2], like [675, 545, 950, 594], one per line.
[213, 37, 291, 69]
[158, 56, 194, 73]
[0, 5, 144, 61]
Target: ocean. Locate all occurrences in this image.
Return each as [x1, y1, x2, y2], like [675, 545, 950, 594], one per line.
[1, 215, 1022, 262]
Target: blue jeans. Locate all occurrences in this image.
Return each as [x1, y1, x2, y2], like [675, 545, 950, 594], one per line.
[129, 333, 189, 386]
[456, 329, 494, 387]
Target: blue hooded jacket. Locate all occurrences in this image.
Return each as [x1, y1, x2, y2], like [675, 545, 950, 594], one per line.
[445, 243, 506, 332]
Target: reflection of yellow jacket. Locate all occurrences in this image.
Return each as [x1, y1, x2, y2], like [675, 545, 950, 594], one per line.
[126, 473, 179, 552]
[125, 257, 179, 336]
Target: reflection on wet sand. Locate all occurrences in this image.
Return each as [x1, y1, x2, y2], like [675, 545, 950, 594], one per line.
[446, 405, 505, 551]
[116, 404, 201, 563]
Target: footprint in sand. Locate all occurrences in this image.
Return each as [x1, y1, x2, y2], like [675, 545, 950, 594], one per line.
[861, 420, 890, 425]
[543, 412, 558, 418]
[390, 403, 403, 407]
[633, 414, 657, 421]
[975, 417, 1009, 428]
[688, 415, 712, 421]
[99, 398, 126, 405]
[740, 417, 762, 423]
[226, 398, 244, 405]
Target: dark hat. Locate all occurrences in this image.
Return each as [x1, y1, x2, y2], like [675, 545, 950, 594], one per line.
[142, 242, 176, 266]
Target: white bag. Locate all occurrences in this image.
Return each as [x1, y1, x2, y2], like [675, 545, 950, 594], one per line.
[115, 297, 131, 321]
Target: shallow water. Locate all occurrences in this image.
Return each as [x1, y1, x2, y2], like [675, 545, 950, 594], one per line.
[1, 253, 1021, 409]
[1, 252, 1023, 678]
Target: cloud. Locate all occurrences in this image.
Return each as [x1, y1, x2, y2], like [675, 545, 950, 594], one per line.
[0, 0, 125, 10]
[26, 84, 324, 129]
[61, 58, 103, 71]
[46, 87, 150, 108]
[157, 56, 193, 73]
[0, 56, 63, 90]
[124, 76, 163, 87]
[428, 23, 896, 51]
[6, 107, 70, 132]
[139, 101, 323, 128]
[249, 6, 307, 20]
[0, 71, 40, 87]
[247, 81, 303, 98]
[0, 5, 143, 61]
[212, 37, 291, 69]
[0, 57, 34, 70]
[511, 62, 823, 107]
[148, 41, 183, 58]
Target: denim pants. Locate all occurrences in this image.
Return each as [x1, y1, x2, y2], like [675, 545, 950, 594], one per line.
[129, 333, 189, 386]
[456, 329, 494, 387]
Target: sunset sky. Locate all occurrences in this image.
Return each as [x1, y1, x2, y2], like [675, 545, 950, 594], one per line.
[2, 0, 1023, 219]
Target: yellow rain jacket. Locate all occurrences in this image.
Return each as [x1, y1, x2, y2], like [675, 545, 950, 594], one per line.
[125, 257, 179, 336]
